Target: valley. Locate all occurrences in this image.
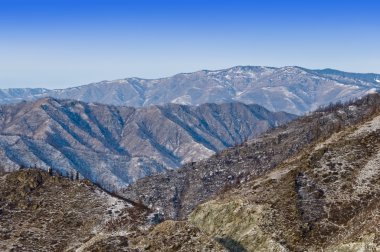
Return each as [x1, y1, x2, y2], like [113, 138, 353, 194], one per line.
[1, 94, 380, 251]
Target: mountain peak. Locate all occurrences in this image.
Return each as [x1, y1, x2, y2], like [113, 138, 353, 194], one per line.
[1, 66, 379, 115]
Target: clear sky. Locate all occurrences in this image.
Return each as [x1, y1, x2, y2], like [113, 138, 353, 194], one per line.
[0, 0, 379, 89]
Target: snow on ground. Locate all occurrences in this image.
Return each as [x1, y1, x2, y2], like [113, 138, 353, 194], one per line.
[95, 188, 131, 220]
[171, 95, 192, 105]
[367, 88, 378, 94]
[236, 91, 245, 97]
[180, 143, 215, 164]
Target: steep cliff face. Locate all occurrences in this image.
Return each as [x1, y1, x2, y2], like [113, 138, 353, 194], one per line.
[0, 98, 294, 189]
[123, 94, 380, 220]
[189, 104, 380, 251]
[1, 66, 379, 115]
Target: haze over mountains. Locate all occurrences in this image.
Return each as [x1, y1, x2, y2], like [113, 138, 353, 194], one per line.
[0, 98, 294, 189]
[1, 66, 379, 115]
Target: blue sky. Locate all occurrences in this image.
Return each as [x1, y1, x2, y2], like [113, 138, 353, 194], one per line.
[0, 0, 379, 89]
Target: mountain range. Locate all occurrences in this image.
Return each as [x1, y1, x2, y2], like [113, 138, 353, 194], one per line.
[0, 98, 294, 189]
[1, 94, 380, 251]
[1, 66, 379, 115]
[123, 93, 380, 219]
[1, 66, 380, 251]
[189, 95, 380, 251]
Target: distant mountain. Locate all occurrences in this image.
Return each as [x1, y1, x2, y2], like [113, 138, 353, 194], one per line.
[0, 88, 48, 104]
[0, 98, 294, 189]
[1, 66, 379, 114]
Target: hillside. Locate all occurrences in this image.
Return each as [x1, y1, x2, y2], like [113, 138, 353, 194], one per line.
[1, 95, 380, 251]
[0, 169, 224, 251]
[123, 94, 380, 220]
[1, 66, 379, 114]
[0, 98, 293, 189]
[189, 101, 380, 251]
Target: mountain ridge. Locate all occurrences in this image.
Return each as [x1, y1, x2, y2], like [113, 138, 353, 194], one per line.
[2, 95, 380, 251]
[0, 169, 225, 251]
[123, 93, 380, 220]
[1, 66, 379, 115]
[188, 97, 380, 251]
[0, 98, 294, 189]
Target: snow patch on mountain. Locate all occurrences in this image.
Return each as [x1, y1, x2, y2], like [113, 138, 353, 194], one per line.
[0, 66, 379, 115]
[171, 95, 192, 105]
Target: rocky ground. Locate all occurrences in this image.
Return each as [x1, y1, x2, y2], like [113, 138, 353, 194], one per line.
[123, 94, 380, 220]
[0, 169, 224, 251]
[2, 95, 380, 251]
[189, 108, 380, 251]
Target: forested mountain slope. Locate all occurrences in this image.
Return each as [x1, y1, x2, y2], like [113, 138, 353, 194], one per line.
[124, 94, 380, 221]
[0, 98, 293, 189]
